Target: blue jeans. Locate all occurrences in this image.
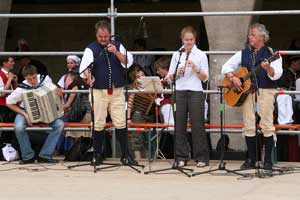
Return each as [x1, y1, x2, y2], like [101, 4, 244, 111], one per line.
[14, 114, 64, 160]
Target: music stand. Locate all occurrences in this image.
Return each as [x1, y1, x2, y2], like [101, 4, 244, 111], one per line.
[140, 76, 168, 162]
[140, 76, 164, 93]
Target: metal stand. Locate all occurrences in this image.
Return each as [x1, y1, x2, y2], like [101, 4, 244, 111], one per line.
[191, 86, 248, 178]
[247, 87, 284, 178]
[239, 52, 285, 178]
[145, 50, 193, 177]
[68, 43, 145, 173]
[123, 46, 144, 173]
[67, 65, 121, 172]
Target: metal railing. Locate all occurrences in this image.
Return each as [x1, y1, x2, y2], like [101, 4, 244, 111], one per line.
[1, 50, 300, 56]
[1, 89, 299, 95]
[1, 1, 300, 155]
[0, 3, 300, 56]
[0, 10, 300, 18]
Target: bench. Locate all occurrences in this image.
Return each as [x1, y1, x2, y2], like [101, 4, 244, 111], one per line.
[1, 122, 299, 160]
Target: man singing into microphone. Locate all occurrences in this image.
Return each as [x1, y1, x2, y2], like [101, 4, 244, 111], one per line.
[79, 19, 138, 165]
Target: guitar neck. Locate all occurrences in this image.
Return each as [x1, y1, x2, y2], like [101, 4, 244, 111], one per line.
[242, 65, 260, 81]
[242, 51, 280, 82]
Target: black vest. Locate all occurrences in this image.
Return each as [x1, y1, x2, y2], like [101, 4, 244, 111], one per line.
[87, 41, 126, 89]
[241, 45, 277, 89]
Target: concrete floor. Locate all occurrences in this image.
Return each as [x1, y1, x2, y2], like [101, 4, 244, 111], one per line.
[0, 159, 299, 200]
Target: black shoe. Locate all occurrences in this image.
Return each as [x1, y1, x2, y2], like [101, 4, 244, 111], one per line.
[240, 159, 256, 169]
[121, 156, 138, 165]
[263, 161, 273, 171]
[37, 157, 59, 163]
[19, 157, 35, 165]
[91, 154, 103, 166]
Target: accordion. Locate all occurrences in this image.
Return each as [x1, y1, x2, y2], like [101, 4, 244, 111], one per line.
[23, 82, 64, 123]
[132, 93, 156, 115]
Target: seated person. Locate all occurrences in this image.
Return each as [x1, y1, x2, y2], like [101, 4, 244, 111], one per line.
[128, 65, 156, 160]
[133, 38, 155, 76]
[16, 39, 49, 83]
[153, 56, 174, 124]
[57, 55, 81, 91]
[0, 56, 18, 145]
[276, 56, 300, 124]
[6, 65, 64, 164]
[63, 71, 91, 138]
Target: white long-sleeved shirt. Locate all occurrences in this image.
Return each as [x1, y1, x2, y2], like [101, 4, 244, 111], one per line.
[221, 51, 283, 81]
[295, 78, 300, 102]
[79, 43, 133, 79]
[168, 45, 209, 91]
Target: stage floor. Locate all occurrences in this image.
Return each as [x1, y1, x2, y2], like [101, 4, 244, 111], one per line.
[0, 159, 299, 200]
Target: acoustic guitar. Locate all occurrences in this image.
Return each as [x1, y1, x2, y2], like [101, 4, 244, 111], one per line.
[222, 52, 280, 107]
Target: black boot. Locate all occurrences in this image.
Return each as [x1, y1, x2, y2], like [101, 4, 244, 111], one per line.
[263, 136, 274, 171]
[115, 128, 138, 165]
[240, 136, 256, 169]
[91, 130, 104, 166]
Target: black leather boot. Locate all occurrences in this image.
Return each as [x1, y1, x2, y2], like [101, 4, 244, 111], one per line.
[91, 130, 104, 166]
[263, 136, 274, 171]
[115, 128, 138, 165]
[240, 136, 256, 169]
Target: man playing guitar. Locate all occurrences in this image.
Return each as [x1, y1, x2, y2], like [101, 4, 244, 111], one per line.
[221, 23, 283, 172]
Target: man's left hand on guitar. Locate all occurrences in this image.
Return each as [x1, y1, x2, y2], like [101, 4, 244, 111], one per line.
[261, 60, 275, 77]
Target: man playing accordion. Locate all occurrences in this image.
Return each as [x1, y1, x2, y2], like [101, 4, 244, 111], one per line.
[6, 65, 64, 164]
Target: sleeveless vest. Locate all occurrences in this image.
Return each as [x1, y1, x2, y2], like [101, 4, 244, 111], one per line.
[241, 45, 277, 89]
[87, 41, 126, 89]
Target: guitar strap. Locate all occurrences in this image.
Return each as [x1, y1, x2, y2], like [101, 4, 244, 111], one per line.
[267, 46, 275, 56]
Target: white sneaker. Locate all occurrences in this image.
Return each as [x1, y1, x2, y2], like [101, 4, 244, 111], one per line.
[196, 161, 208, 168]
[178, 161, 185, 167]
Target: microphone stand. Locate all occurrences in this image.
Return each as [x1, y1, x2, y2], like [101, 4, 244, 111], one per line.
[191, 86, 248, 178]
[67, 62, 121, 172]
[145, 50, 193, 177]
[246, 52, 284, 178]
[122, 43, 145, 173]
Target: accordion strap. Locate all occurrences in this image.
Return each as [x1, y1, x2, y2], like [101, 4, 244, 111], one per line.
[18, 74, 47, 90]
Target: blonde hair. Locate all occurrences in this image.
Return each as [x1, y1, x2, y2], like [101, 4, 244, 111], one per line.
[180, 26, 197, 39]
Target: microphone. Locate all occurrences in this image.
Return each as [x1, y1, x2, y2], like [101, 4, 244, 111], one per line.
[178, 48, 185, 53]
[110, 35, 118, 42]
[102, 35, 119, 54]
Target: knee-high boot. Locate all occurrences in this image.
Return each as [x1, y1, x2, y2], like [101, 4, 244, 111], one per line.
[92, 130, 104, 165]
[240, 136, 256, 169]
[115, 128, 138, 165]
[263, 136, 274, 170]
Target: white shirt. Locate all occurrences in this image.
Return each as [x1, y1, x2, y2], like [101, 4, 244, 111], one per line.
[295, 78, 300, 102]
[6, 75, 52, 108]
[57, 74, 67, 88]
[221, 51, 283, 80]
[79, 43, 133, 79]
[168, 45, 209, 91]
[0, 68, 10, 97]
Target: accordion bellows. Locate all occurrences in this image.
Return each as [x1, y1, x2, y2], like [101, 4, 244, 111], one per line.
[23, 82, 64, 123]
